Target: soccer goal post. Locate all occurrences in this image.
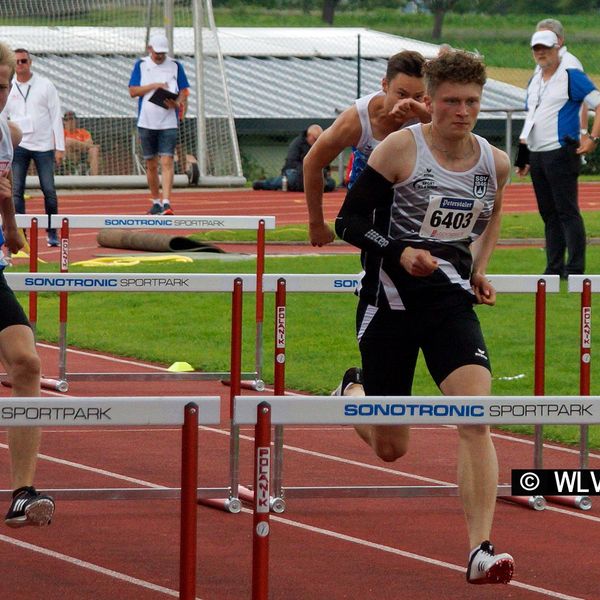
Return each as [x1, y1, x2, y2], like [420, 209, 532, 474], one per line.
[0, 0, 245, 188]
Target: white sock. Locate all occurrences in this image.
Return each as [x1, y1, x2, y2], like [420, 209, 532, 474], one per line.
[163, 199, 170, 206]
[151, 198, 161, 206]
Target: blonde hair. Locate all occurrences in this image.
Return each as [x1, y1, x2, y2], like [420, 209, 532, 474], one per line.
[0, 42, 16, 79]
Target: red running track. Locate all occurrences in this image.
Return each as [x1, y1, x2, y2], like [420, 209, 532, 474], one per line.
[1, 183, 599, 598]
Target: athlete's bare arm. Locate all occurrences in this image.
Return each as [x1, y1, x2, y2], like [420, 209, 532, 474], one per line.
[304, 107, 362, 246]
[0, 122, 22, 254]
[471, 146, 510, 305]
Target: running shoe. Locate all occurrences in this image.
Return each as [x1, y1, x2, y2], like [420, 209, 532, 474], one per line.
[466, 540, 514, 585]
[46, 230, 59, 247]
[331, 367, 363, 396]
[147, 203, 163, 215]
[5, 486, 55, 528]
[161, 203, 174, 215]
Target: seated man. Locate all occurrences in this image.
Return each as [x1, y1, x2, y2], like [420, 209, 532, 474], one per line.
[253, 124, 335, 192]
[62, 111, 100, 175]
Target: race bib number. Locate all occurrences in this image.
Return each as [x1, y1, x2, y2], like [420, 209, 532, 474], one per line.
[419, 195, 483, 241]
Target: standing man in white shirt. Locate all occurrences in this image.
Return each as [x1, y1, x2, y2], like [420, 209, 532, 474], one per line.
[128, 33, 190, 215]
[4, 48, 64, 247]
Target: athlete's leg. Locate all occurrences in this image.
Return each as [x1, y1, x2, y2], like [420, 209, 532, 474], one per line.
[440, 365, 497, 549]
[0, 324, 42, 489]
[355, 302, 416, 462]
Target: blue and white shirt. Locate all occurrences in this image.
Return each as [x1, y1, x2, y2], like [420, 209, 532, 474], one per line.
[128, 56, 189, 130]
[522, 62, 600, 152]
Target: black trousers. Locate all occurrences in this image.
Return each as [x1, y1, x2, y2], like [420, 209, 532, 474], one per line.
[529, 146, 585, 276]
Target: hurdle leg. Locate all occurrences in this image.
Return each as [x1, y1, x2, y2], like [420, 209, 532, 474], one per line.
[533, 279, 546, 469]
[252, 401, 272, 600]
[544, 496, 592, 511]
[499, 495, 546, 511]
[58, 219, 70, 384]
[180, 402, 199, 600]
[198, 279, 244, 513]
[271, 278, 287, 513]
[579, 279, 591, 470]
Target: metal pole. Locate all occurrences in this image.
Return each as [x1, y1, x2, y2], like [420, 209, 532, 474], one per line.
[164, 0, 175, 54]
[356, 33, 361, 99]
[179, 402, 199, 600]
[252, 401, 271, 600]
[533, 279, 546, 469]
[192, 0, 207, 178]
[505, 110, 513, 183]
[580, 279, 592, 469]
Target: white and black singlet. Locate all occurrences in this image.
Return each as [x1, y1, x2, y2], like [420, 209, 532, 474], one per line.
[358, 123, 497, 312]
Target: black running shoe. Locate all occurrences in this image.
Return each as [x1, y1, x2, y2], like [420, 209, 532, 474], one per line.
[147, 203, 162, 215]
[5, 486, 55, 528]
[466, 540, 514, 585]
[331, 367, 363, 396]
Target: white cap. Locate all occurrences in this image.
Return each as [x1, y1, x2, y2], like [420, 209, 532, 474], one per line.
[530, 30, 558, 48]
[149, 33, 169, 53]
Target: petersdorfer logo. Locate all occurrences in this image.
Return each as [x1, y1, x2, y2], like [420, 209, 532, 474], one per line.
[473, 174, 489, 199]
[256, 447, 270, 513]
[276, 306, 285, 349]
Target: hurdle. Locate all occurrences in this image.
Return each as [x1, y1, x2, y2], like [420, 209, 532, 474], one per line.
[223, 274, 558, 512]
[0, 395, 221, 600]
[235, 394, 600, 599]
[569, 276, 600, 471]
[22, 214, 275, 391]
[0, 216, 69, 393]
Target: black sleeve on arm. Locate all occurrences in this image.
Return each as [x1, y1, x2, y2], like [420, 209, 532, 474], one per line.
[335, 165, 408, 262]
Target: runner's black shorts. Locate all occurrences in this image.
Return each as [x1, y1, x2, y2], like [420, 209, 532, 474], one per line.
[356, 299, 491, 396]
[0, 271, 31, 332]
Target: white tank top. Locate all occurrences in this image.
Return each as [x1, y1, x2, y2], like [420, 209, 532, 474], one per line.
[354, 91, 383, 155]
[0, 116, 14, 267]
[359, 123, 498, 311]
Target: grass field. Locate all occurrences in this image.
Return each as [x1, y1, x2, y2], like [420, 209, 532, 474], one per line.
[19, 237, 600, 449]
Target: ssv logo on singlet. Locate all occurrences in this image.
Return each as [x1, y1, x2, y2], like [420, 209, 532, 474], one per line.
[473, 174, 489, 199]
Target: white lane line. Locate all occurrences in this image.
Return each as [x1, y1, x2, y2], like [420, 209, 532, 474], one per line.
[492, 431, 600, 462]
[0, 442, 166, 488]
[0, 534, 202, 599]
[243, 509, 584, 600]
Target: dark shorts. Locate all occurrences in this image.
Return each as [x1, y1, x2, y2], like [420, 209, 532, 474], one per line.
[138, 127, 178, 159]
[0, 271, 31, 332]
[356, 300, 491, 395]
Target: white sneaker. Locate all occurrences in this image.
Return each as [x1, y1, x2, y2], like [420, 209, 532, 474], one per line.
[466, 540, 514, 585]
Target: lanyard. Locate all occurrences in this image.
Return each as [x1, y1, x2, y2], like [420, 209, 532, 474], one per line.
[15, 82, 31, 104]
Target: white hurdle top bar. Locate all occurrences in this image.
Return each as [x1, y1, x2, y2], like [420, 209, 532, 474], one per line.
[0, 397, 221, 426]
[5, 273, 561, 293]
[234, 395, 600, 426]
[48, 214, 276, 230]
[569, 275, 600, 292]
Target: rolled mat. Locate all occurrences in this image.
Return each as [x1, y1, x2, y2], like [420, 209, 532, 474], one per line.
[97, 229, 224, 253]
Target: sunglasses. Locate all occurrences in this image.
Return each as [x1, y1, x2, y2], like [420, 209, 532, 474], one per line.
[16, 58, 29, 64]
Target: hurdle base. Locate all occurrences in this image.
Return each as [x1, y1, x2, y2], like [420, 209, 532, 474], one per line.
[65, 371, 257, 382]
[1, 377, 68, 393]
[221, 378, 265, 392]
[544, 495, 592, 510]
[499, 495, 546, 511]
[0, 487, 230, 501]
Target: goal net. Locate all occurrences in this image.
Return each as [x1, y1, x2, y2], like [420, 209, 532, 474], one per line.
[0, 0, 245, 187]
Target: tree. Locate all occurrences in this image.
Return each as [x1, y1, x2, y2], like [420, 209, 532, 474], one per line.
[322, 0, 340, 25]
[422, 0, 459, 40]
